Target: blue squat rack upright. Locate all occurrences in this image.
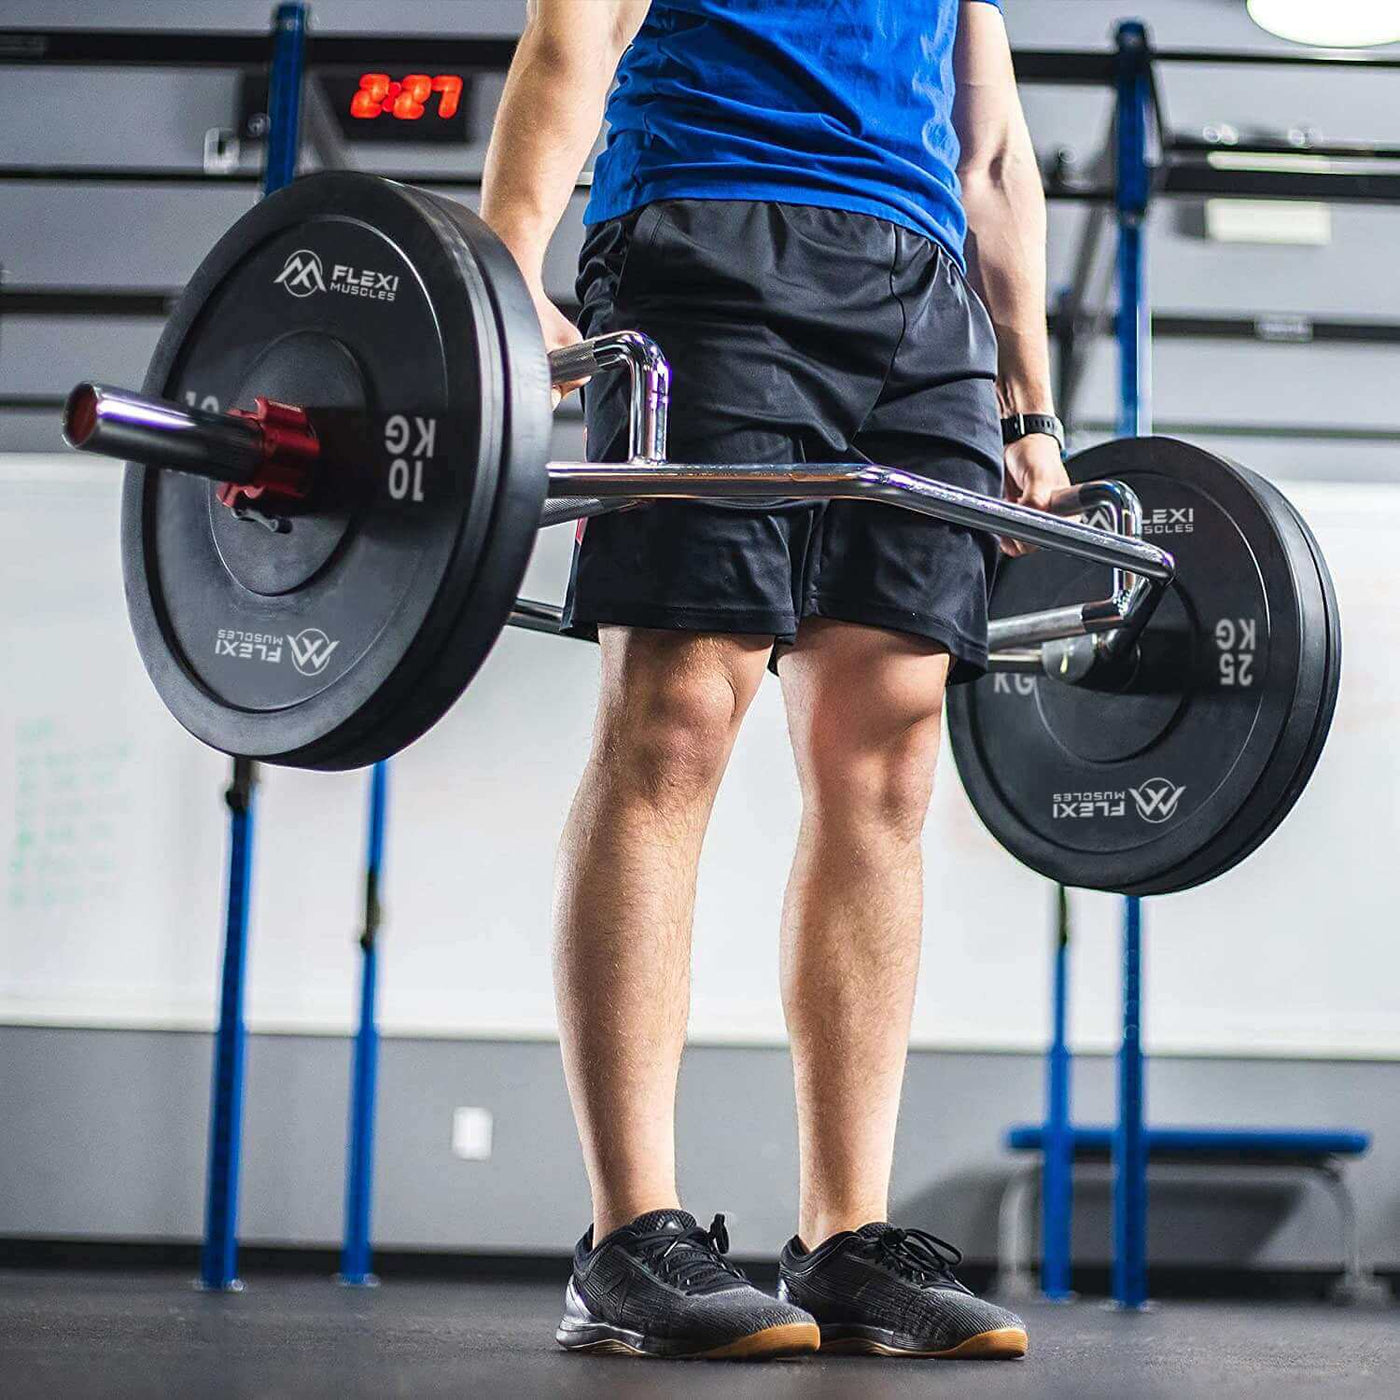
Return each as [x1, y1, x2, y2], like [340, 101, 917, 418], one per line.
[199, 4, 308, 1292]
[199, 1, 385, 1293]
[1111, 20, 1153, 1313]
[1039, 886, 1074, 1302]
[200, 756, 257, 1291]
[1031, 19, 1154, 1314]
[340, 759, 388, 1287]
[1032, 21, 1154, 1313]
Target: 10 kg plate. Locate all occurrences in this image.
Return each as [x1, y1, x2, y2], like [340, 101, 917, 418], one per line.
[946, 437, 1339, 896]
[122, 172, 551, 769]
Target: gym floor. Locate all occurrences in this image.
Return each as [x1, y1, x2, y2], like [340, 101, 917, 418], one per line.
[4, 1271, 1397, 1400]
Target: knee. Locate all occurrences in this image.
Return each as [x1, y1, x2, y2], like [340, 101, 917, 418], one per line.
[794, 700, 944, 837]
[596, 667, 748, 803]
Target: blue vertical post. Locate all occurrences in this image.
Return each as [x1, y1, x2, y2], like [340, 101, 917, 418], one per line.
[263, 3, 309, 196]
[201, 759, 256, 1290]
[340, 761, 388, 1286]
[198, 2, 308, 1293]
[1041, 885, 1074, 1300]
[1113, 897, 1148, 1308]
[1114, 20, 1152, 441]
[1111, 19, 1153, 1312]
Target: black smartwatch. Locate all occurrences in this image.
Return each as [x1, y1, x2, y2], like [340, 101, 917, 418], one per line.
[1001, 412, 1065, 453]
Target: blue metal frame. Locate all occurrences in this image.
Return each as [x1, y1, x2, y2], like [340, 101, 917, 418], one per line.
[1115, 21, 1152, 440]
[1112, 896, 1149, 1307]
[340, 761, 388, 1286]
[200, 759, 256, 1290]
[263, 3, 308, 196]
[1112, 19, 1153, 1311]
[198, 1, 308, 1293]
[1040, 886, 1074, 1299]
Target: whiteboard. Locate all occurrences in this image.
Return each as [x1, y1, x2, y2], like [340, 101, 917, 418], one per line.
[1, 459, 1395, 1058]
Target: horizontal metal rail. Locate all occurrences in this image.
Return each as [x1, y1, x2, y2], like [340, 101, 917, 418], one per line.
[10, 164, 1397, 204]
[1073, 418, 1400, 445]
[1151, 47, 1400, 70]
[1170, 136, 1400, 162]
[0, 30, 519, 68]
[0, 162, 1123, 202]
[1161, 161, 1400, 204]
[7, 31, 1399, 75]
[545, 461, 1175, 582]
[0, 166, 590, 192]
[12, 287, 1400, 350]
[0, 286, 179, 316]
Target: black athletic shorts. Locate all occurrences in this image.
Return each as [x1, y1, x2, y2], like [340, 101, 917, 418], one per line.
[563, 199, 1004, 681]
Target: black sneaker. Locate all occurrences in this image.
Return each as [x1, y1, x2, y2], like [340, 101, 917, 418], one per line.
[557, 1208, 820, 1360]
[778, 1222, 1027, 1358]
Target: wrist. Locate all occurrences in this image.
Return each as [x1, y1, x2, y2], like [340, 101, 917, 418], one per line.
[508, 248, 549, 292]
[1001, 412, 1065, 453]
[994, 365, 1054, 419]
[996, 387, 1056, 419]
[482, 218, 549, 287]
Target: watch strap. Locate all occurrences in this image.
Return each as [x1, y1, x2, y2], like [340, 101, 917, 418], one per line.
[1001, 412, 1065, 451]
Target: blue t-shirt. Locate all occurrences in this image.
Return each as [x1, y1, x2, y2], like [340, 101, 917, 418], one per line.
[586, 0, 1002, 268]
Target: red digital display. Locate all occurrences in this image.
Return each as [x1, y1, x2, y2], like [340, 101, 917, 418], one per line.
[350, 72, 464, 122]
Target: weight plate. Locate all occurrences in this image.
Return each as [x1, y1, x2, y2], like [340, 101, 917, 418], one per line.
[122, 172, 551, 769]
[1270, 482, 1343, 825]
[1133, 469, 1340, 895]
[946, 437, 1337, 895]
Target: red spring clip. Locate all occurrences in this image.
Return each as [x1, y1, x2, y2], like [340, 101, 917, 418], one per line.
[216, 397, 319, 512]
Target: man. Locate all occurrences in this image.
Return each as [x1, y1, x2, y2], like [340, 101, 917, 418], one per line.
[482, 0, 1065, 1361]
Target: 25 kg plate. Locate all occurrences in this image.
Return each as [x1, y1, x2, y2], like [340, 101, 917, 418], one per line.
[946, 437, 1338, 895]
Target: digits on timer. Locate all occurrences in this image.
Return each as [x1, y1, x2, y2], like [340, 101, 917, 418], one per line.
[351, 73, 464, 121]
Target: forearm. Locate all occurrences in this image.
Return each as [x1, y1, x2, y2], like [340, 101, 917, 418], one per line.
[480, 25, 616, 285]
[960, 125, 1055, 418]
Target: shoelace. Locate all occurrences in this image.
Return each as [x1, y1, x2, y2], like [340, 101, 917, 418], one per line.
[868, 1227, 967, 1290]
[634, 1214, 747, 1292]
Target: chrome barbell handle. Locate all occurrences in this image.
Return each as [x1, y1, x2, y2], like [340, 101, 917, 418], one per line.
[543, 460, 1174, 582]
[546, 330, 670, 464]
[537, 460, 1173, 659]
[987, 479, 1148, 656]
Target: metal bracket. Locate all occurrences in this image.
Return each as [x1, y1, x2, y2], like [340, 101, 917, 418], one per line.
[202, 127, 241, 175]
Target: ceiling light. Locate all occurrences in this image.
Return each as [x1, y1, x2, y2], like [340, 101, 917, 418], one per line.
[1246, 0, 1400, 47]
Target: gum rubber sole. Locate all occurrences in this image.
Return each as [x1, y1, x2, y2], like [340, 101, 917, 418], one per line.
[562, 1320, 822, 1360]
[819, 1325, 1029, 1359]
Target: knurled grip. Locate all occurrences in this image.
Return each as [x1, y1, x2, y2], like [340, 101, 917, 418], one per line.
[547, 342, 606, 385]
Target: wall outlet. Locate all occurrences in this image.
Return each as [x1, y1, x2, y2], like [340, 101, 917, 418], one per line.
[451, 1106, 494, 1161]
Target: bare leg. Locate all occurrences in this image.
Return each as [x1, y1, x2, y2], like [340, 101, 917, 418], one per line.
[555, 626, 772, 1242]
[778, 619, 950, 1247]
